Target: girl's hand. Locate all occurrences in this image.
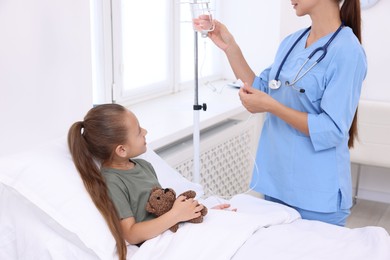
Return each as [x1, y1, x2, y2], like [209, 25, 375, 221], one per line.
[211, 203, 237, 212]
[170, 195, 204, 222]
[239, 83, 275, 113]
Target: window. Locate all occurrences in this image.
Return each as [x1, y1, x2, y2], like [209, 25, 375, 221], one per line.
[91, 0, 221, 106]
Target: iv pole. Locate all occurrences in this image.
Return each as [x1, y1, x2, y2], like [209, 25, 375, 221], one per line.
[191, 0, 207, 184]
[192, 28, 207, 184]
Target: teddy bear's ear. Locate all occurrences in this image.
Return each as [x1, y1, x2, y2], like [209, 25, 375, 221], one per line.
[179, 190, 196, 199]
[170, 224, 179, 233]
[150, 186, 161, 193]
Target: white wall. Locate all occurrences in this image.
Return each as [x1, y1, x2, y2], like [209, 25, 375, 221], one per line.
[280, 4, 311, 36]
[279, 2, 390, 203]
[359, 1, 390, 101]
[219, 0, 281, 79]
[0, 0, 93, 157]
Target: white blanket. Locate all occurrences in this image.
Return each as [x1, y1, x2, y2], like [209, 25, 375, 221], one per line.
[131, 194, 300, 260]
[129, 194, 390, 260]
[233, 219, 390, 260]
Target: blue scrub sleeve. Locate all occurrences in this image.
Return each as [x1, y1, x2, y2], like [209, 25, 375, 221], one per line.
[252, 66, 271, 92]
[308, 45, 367, 152]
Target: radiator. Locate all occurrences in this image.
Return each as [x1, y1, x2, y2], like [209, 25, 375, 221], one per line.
[156, 113, 261, 199]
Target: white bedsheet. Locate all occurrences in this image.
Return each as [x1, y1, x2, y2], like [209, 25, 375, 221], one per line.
[132, 210, 263, 260]
[131, 194, 300, 260]
[129, 194, 390, 260]
[233, 219, 390, 260]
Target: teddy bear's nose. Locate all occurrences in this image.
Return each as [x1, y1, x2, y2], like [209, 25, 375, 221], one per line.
[164, 188, 170, 193]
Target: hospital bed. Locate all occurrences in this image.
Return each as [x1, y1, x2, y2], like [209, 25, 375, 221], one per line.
[1, 136, 390, 260]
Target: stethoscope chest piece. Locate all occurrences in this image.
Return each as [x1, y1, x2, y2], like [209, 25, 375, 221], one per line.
[268, 23, 343, 93]
[268, 79, 281, 90]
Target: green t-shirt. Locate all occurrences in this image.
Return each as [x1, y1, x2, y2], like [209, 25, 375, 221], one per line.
[101, 159, 161, 222]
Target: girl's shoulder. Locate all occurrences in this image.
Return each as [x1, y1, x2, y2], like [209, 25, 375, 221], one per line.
[133, 158, 157, 175]
[133, 158, 153, 168]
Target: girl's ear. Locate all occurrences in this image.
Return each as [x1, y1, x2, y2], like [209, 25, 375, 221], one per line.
[114, 145, 128, 158]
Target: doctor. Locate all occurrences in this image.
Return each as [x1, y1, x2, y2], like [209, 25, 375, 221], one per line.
[194, 0, 367, 226]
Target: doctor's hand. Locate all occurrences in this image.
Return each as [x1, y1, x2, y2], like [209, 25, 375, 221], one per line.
[239, 83, 276, 114]
[193, 17, 235, 52]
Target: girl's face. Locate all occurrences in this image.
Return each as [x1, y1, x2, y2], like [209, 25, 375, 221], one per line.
[122, 110, 148, 158]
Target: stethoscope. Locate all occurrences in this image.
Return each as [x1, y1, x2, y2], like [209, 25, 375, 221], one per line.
[268, 23, 344, 93]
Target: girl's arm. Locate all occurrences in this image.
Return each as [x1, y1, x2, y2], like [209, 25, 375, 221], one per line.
[120, 196, 204, 245]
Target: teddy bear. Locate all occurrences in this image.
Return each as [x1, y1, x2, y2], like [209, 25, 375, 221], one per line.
[145, 187, 208, 232]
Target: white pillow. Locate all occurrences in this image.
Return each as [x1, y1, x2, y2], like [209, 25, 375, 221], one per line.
[0, 137, 203, 259]
[138, 149, 204, 197]
[0, 138, 116, 259]
[0, 184, 100, 260]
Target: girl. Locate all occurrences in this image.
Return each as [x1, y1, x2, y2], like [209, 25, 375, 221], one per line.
[194, 0, 367, 226]
[68, 104, 215, 259]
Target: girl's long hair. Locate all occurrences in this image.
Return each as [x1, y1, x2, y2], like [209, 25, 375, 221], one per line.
[68, 104, 128, 260]
[340, 0, 362, 148]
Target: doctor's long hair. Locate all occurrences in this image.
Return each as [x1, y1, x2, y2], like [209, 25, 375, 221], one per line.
[340, 0, 362, 148]
[68, 104, 128, 260]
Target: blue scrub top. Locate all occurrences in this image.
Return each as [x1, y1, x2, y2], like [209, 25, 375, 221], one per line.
[251, 26, 367, 213]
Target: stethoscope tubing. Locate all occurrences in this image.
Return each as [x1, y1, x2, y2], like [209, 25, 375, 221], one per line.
[286, 60, 318, 87]
[274, 27, 311, 82]
[271, 23, 344, 91]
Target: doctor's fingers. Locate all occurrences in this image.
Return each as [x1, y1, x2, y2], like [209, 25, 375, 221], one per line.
[193, 15, 214, 30]
[240, 83, 255, 94]
[240, 91, 265, 113]
[240, 99, 257, 114]
[204, 20, 234, 51]
[238, 86, 256, 103]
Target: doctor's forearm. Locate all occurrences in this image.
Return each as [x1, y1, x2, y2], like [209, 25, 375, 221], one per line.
[269, 101, 309, 136]
[225, 43, 256, 85]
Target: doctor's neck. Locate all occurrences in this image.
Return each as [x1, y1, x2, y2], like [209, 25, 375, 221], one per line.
[309, 15, 342, 39]
[308, 1, 342, 38]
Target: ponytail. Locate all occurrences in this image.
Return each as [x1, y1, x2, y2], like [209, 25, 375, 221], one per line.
[340, 0, 362, 148]
[68, 104, 128, 260]
[340, 0, 362, 43]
